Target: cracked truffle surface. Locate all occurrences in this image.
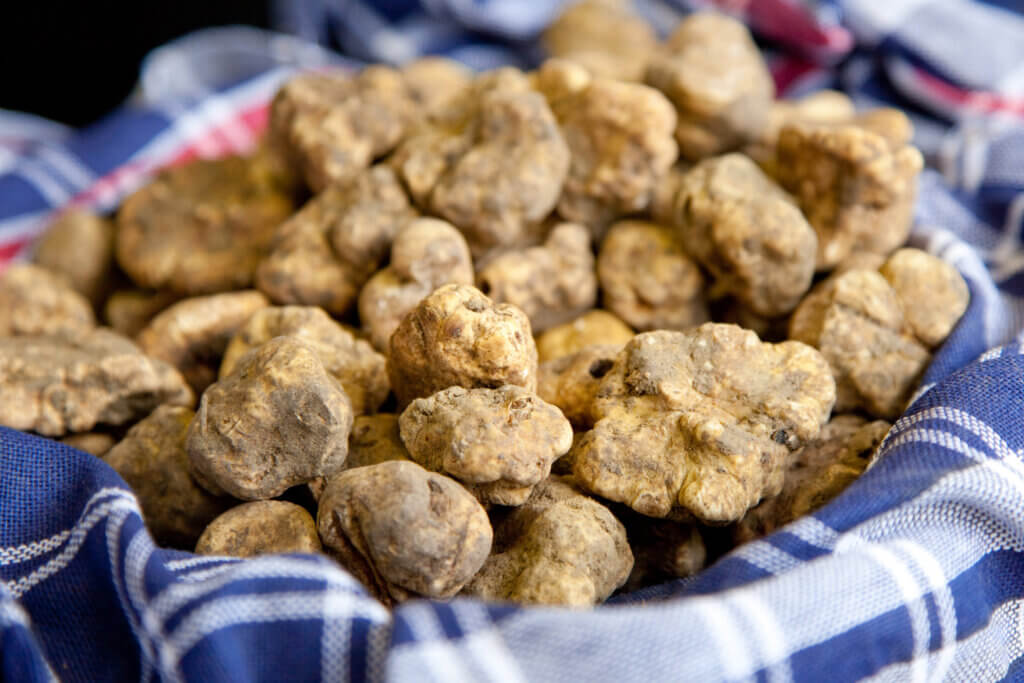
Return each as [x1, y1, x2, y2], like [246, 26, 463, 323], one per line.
[187, 336, 353, 500]
[0, 328, 193, 436]
[399, 384, 573, 505]
[776, 109, 924, 269]
[387, 284, 538, 408]
[572, 324, 835, 523]
[462, 476, 632, 606]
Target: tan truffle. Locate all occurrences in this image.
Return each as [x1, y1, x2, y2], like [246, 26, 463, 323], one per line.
[537, 344, 622, 430]
[105, 406, 232, 549]
[33, 208, 115, 306]
[186, 336, 353, 500]
[256, 165, 416, 316]
[387, 284, 538, 408]
[103, 289, 182, 338]
[317, 460, 493, 605]
[645, 12, 774, 160]
[655, 154, 817, 317]
[0, 263, 95, 338]
[399, 385, 573, 506]
[401, 57, 473, 112]
[744, 90, 855, 173]
[597, 220, 708, 331]
[0, 328, 193, 436]
[462, 476, 632, 606]
[880, 248, 969, 348]
[789, 268, 930, 419]
[220, 306, 388, 415]
[553, 79, 678, 235]
[358, 218, 474, 351]
[776, 109, 924, 269]
[195, 501, 322, 557]
[477, 222, 597, 333]
[392, 68, 527, 205]
[734, 415, 890, 544]
[531, 58, 592, 107]
[136, 290, 270, 395]
[116, 155, 294, 295]
[392, 68, 570, 255]
[542, 0, 658, 82]
[269, 66, 415, 192]
[60, 432, 117, 457]
[573, 324, 836, 523]
[535, 310, 633, 363]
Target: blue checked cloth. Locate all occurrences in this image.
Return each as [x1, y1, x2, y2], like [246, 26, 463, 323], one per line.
[4, 1, 1024, 681]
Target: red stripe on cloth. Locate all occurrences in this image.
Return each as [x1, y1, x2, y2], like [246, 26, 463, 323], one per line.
[168, 102, 270, 166]
[912, 66, 1024, 117]
[70, 101, 273, 210]
[240, 105, 270, 134]
[70, 159, 151, 207]
[0, 238, 32, 269]
[746, 0, 852, 54]
[0, 73, 283, 270]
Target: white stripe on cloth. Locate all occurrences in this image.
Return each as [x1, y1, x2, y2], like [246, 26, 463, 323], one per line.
[389, 604, 502, 682]
[0, 530, 70, 566]
[864, 598, 1023, 682]
[841, 0, 934, 46]
[0, 595, 29, 627]
[128, 531, 165, 683]
[4, 495, 140, 598]
[724, 591, 793, 683]
[0, 146, 16, 177]
[451, 602, 528, 683]
[0, 110, 71, 145]
[731, 538, 804, 576]
[389, 630, 515, 683]
[0, 487, 133, 566]
[987, 193, 1024, 282]
[109, 511, 156, 683]
[889, 0, 1024, 94]
[149, 556, 374, 624]
[165, 556, 241, 572]
[784, 515, 841, 550]
[837, 540, 946, 683]
[899, 540, 958, 681]
[978, 347, 1005, 363]
[150, 68, 288, 164]
[365, 615, 392, 683]
[997, 62, 1024, 98]
[35, 144, 95, 191]
[174, 563, 247, 584]
[160, 590, 389, 683]
[889, 406, 1024, 464]
[321, 590, 353, 683]
[13, 159, 72, 207]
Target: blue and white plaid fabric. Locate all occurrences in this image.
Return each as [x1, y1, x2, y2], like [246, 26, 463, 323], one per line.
[3, 1, 1024, 681]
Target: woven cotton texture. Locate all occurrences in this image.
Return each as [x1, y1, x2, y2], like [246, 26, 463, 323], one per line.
[3, 1, 1024, 681]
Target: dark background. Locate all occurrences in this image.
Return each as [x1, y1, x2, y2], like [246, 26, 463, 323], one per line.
[1, 2, 271, 127]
